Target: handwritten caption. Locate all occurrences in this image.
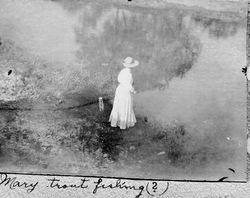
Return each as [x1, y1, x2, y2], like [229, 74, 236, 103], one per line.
[0, 173, 170, 198]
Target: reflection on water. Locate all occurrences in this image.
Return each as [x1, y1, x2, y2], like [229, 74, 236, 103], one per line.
[0, 0, 247, 180]
[135, 23, 246, 134]
[134, 23, 246, 178]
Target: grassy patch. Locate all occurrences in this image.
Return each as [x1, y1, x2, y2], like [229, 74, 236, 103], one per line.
[0, 99, 235, 176]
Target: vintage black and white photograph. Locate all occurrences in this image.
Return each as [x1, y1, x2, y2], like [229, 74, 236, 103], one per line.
[0, 0, 247, 181]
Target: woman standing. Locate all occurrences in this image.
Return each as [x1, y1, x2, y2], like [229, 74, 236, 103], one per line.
[109, 57, 139, 129]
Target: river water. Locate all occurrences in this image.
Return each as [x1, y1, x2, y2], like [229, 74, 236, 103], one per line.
[0, 0, 247, 181]
[134, 20, 247, 180]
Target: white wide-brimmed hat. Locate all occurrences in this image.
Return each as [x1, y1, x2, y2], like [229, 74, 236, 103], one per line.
[122, 57, 139, 68]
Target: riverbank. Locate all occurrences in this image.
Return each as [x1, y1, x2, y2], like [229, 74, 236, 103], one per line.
[0, 98, 240, 180]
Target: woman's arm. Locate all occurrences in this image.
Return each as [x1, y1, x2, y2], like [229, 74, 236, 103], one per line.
[130, 86, 136, 94]
[128, 72, 136, 93]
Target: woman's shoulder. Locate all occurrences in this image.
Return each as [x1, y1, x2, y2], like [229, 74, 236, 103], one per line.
[118, 68, 132, 81]
[119, 68, 129, 74]
[121, 68, 131, 73]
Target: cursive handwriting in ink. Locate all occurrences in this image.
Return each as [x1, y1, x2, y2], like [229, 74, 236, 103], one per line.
[47, 177, 89, 189]
[146, 181, 169, 197]
[0, 173, 38, 193]
[93, 178, 144, 198]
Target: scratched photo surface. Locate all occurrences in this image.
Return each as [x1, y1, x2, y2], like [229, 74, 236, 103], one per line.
[0, 0, 247, 181]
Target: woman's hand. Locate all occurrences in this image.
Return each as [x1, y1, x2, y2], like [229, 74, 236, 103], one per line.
[130, 86, 138, 94]
[132, 90, 137, 94]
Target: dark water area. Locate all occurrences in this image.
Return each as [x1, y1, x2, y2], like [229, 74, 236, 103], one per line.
[0, 0, 247, 181]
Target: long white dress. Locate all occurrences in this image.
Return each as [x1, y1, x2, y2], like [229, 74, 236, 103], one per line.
[109, 68, 136, 129]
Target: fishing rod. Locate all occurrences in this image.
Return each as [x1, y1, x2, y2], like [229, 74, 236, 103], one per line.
[0, 97, 110, 111]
